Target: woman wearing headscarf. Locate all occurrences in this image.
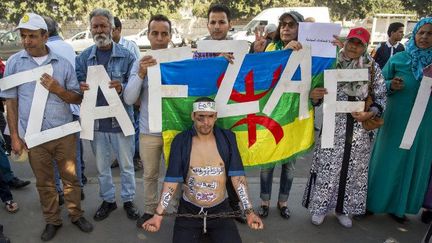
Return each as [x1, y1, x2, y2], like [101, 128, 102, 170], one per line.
[302, 27, 387, 228]
[253, 11, 304, 220]
[367, 18, 432, 223]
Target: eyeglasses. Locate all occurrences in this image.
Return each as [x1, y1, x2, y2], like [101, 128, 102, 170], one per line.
[279, 21, 297, 29]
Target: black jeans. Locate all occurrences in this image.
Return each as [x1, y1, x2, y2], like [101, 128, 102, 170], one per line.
[173, 198, 241, 243]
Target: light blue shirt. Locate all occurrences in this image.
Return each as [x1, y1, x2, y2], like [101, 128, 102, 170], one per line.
[124, 60, 160, 136]
[0, 48, 80, 138]
[119, 37, 140, 60]
[46, 35, 80, 116]
[47, 36, 76, 68]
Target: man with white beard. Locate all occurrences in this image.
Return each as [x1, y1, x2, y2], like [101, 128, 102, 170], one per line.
[76, 8, 140, 222]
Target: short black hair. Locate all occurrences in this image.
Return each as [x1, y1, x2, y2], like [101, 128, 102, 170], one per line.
[387, 22, 404, 37]
[114, 16, 122, 29]
[207, 4, 231, 22]
[42, 16, 58, 37]
[194, 97, 215, 103]
[148, 14, 172, 33]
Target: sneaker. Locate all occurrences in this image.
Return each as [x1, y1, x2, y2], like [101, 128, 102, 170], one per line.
[336, 214, 352, 228]
[7, 177, 30, 189]
[311, 214, 326, 226]
[123, 201, 140, 220]
[136, 213, 154, 228]
[94, 201, 117, 221]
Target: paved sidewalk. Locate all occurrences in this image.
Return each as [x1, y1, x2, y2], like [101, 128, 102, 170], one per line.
[0, 175, 426, 243]
[1, 139, 427, 243]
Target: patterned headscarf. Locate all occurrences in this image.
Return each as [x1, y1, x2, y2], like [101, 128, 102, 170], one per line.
[405, 17, 432, 80]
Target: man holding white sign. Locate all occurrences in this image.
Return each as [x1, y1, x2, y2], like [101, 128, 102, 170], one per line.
[76, 8, 140, 222]
[0, 13, 93, 241]
[124, 14, 176, 226]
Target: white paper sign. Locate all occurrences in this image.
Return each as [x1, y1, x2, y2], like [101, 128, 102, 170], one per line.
[400, 68, 432, 149]
[262, 47, 312, 119]
[197, 40, 255, 118]
[298, 23, 342, 58]
[25, 81, 81, 148]
[80, 65, 134, 140]
[0, 65, 53, 91]
[147, 46, 192, 133]
[322, 69, 368, 148]
[0, 64, 81, 148]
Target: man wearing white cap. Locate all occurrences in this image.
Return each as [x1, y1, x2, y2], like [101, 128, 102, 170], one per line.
[0, 13, 93, 241]
[142, 97, 263, 242]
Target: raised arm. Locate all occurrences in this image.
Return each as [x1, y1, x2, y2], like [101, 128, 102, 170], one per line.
[231, 175, 264, 230]
[141, 182, 179, 232]
[124, 55, 156, 105]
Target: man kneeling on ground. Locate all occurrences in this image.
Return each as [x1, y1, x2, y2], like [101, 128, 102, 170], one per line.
[141, 97, 263, 242]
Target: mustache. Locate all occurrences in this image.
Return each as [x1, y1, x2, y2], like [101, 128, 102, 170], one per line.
[93, 33, 112, 47]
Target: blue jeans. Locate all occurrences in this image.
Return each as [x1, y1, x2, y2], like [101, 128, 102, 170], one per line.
[0, 135, 13, 183]
[0, 147, 12, 202]
[91, 131, 135, 203]
[260, 160, 296, 202]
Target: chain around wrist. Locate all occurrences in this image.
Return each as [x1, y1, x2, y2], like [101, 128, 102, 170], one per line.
[155, 210, 164, 216]
[244, 208, 254, 215]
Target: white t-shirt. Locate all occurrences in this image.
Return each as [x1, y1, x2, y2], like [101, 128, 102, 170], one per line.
[32, 55, 48, 65]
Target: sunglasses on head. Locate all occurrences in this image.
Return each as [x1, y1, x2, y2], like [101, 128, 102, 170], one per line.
[279, 21, 297, 29]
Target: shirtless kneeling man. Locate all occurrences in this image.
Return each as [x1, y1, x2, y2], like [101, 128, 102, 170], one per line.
[142, 97, 263, 242]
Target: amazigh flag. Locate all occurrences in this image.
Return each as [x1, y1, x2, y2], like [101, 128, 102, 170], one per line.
[161, 49, 335, 169]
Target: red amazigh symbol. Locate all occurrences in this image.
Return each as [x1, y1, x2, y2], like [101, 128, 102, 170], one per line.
[217, 65, 285, 148]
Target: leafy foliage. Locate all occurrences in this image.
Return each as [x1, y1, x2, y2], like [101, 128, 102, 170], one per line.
[0, 0, 423, 24]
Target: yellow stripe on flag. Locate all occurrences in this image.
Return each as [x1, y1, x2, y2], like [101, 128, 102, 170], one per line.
[163, 110, 315, 168]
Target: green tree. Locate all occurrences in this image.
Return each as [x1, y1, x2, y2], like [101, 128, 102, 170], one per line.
[401, 0, 431, 17]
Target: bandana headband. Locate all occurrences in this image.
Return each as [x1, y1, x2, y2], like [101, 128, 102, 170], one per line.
[193, 101, 216, 112]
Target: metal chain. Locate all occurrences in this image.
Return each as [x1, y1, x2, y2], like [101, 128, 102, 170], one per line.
[159, 210, 243, 219]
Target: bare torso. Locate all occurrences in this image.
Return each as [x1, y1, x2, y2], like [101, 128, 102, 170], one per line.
[183, 136, 226, 207]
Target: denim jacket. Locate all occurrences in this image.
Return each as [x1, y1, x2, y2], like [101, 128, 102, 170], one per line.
[75, 42, 136, 131]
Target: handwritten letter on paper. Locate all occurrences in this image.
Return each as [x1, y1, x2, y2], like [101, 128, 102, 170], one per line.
[298, 22, 342, 58]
